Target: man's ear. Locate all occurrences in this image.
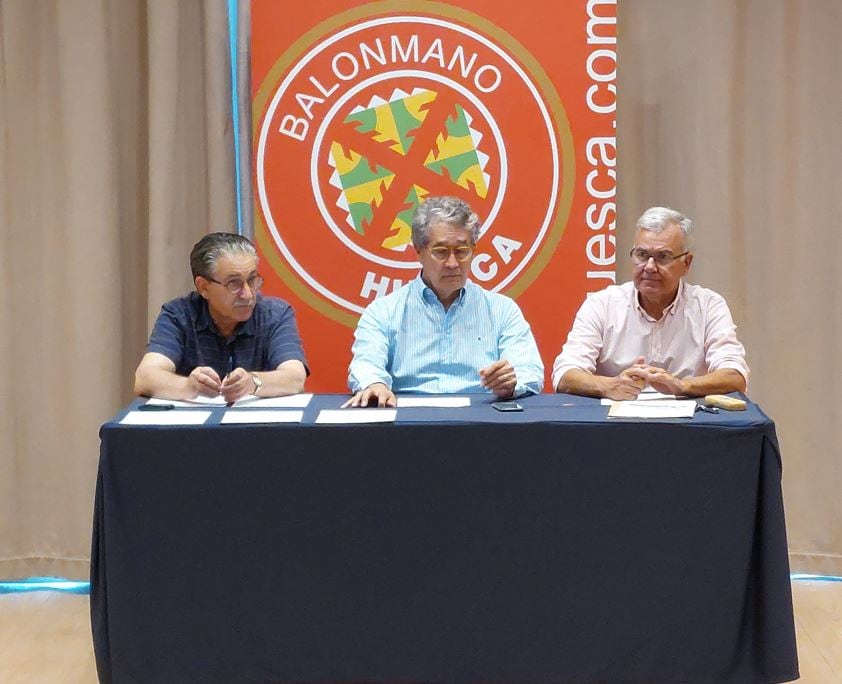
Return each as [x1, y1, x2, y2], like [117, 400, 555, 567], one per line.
[683, 252, 694, 273]
[195, 276, 210, 300]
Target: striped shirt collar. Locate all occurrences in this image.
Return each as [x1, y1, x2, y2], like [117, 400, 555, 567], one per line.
[415, 273, 470, 308]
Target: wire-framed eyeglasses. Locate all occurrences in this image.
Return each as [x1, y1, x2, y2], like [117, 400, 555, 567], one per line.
[207, 274, 264, 294]
[629, 248, 689, 266]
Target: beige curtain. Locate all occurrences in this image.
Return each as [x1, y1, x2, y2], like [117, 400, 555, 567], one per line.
[0, 0, 235, 580]
[235, 0, 253, 237]
[618, 0, 842, 573]
[1, 0, 840, 581]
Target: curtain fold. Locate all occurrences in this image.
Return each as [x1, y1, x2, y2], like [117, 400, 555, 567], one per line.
[618, 0, 842, 574]
[237, 0, 254, 238]
[0, 0, 235, 580]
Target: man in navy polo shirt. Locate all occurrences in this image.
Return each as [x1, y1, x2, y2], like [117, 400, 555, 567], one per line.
[134, 232, 308, 402]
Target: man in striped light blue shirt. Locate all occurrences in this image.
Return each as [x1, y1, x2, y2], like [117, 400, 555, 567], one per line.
[344, 196, 544, 407]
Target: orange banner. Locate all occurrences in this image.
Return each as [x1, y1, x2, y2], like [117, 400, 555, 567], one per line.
[252, 0, 617, 392]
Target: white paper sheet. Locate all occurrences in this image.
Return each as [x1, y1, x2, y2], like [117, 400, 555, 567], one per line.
[145, 393, 313, 408]
[396, 396, 470, 408]
[121, 410, 212, 426]
[220, 410, 304, 424]
[145, 396, 226, 408]
[607, 400, 697, 419]
[315, 409, 397, 424]
[600, 390, 677, 406]
[230, 394, 313, 408]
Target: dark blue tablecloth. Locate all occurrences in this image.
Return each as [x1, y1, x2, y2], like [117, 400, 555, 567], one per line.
[90, 393, 798, 683]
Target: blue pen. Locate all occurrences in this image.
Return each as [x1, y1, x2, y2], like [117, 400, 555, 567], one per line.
[224, 354, 235, 406]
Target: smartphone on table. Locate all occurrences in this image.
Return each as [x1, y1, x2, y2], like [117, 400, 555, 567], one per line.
[493, 401, 523, 412]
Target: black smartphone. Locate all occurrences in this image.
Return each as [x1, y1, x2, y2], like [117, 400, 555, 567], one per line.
[493, 401, 523, 412]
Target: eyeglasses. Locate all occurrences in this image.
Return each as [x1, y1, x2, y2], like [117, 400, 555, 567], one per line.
[427, 246, 474, 262]
[207, 274, 264, 294]
[629, 248, 689, 266]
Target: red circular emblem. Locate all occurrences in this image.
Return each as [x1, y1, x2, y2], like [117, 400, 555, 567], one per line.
[255, 9, 568, 320]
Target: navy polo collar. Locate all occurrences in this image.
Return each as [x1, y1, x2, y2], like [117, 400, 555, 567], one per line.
[191, 291, 258, 338]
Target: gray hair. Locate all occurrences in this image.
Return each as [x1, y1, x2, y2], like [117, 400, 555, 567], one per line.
[635, 206, 693, 250]
[190, 232, 257, 280]
[411, 196, 481, 249]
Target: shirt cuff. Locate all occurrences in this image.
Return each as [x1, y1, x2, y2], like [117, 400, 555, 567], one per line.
[512, 382, 539, 399]
[711, 361, 750, 383]
[146, 344, 179, 366]
[551, 364, 582, 390]
[349, 371, 393, 393]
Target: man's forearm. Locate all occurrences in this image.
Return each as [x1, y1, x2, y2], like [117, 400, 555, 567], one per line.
[254, 361, 306, 397]
[555, 368, 612, 398]
[680, 368, 746, 397]
[134, 367, 193, 400]
[348, 360, 392, 393]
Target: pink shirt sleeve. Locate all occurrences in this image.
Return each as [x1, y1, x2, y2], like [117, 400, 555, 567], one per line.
[551, 292, 606, 389]
[702, 292, 750, 382]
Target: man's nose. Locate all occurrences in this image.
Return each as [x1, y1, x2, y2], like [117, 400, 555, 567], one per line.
[643, 256, 658, 271]
[445, 251, 460, 268]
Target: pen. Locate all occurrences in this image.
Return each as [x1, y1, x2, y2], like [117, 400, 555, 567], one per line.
[224, 354, 235, 407]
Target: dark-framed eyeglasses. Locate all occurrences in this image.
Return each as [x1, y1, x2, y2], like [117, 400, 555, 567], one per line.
[629, 248, 689, 266]
[427, 245, 474, 262]
[207, 273, 264, 294]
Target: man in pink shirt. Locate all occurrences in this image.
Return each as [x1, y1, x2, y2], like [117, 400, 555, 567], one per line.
[553, 207, 749, 401]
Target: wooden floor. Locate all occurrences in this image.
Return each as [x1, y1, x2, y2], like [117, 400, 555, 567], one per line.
[794, 581, 842, 682]
[1, 581, 840, 683]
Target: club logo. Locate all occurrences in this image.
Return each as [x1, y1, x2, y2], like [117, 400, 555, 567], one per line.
[254, 2, 573, 324]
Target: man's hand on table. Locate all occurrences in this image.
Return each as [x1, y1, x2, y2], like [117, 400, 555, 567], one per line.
[601, 357, 648, 400]
[188, 366, 222, 398]
[220, 367, 255, 403]
[342, 382, 397, 408]
[479, 359, 517, 398]
[641, 367, 687, 396]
